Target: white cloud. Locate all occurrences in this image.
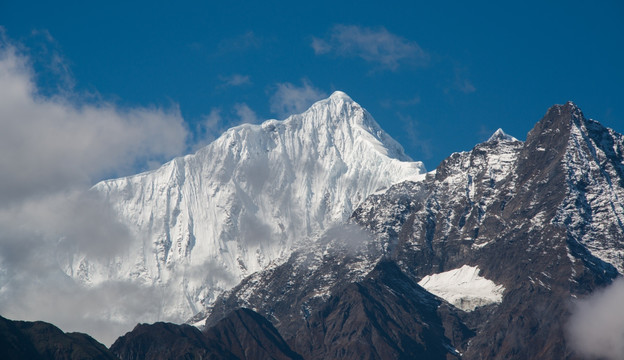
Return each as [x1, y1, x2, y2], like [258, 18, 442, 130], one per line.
[381, 94, 421, 108]
[0, 33, 191, 345]
[442, 65, 476, 95]
[193, 107, 223, 149]
[219, 73, 251, 87]
[567, 278, 624, 360]
[457, 78, 476, 94]
[0, 188, 167, 346]
[269, 79, 327, 118]
[453, 66, 476, 94]
[29, 29, 76, 94]
[216, 31, 262, 54]
[0, 41, 188, 204]
[233, 102, 258, 124]
[396, 113, 432, 160]
[202, 107, 222, 131]
[0, 270, 166, 346]
[0, 190, 132, 261]
[311, 37, 331, 54]
[193, 103, 259, 151]
[312, 25, 428, 70]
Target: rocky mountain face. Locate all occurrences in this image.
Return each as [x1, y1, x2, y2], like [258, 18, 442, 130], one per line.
[292, 261, 473, 359]
[71, 92, 423, 323]
[0, 315, 116, 360]
[354, 101, 623, 358]
[202, 102, 624, 359]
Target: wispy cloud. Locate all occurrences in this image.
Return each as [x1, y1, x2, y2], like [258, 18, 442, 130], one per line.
[193, 103, 259, 150]
[381, 94, 421, 108]
[396, 113, 432, 160]
[218, 73, 251, 88]
[567, 278, 624, 360]
[0, 32, 190, 344]
[443, 65, 476, 95]
[269, 79, 327, 118]
[397, 95, 421, 106]
[454, 66, 476, 94]
[217, 31, 262, 54]
[310, 37, 332, 54]
[477, 124, 510, 142]
[233, 102, 258, 124]
[28, 29, 75, 95]
[196, 107, 223, 142]
[312, 25, 428, 71]
[456, 78, 476, 94]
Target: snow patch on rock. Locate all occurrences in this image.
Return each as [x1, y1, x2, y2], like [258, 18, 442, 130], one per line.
[418, 265, 505, 311]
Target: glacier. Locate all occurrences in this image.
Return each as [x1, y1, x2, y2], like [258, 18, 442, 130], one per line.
[65, 91, 425, 322]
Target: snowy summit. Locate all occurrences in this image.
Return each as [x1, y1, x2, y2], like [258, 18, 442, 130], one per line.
[487, 128, 518, 143]
[69, 92, 425, 323]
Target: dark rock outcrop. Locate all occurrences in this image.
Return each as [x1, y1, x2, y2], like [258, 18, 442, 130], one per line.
[204, 308, 303, 360]
[0, 315, 116, 360]
[110, 321, 217, 360]
[294, 261, 472, 359]
[110, 308, 302, 360]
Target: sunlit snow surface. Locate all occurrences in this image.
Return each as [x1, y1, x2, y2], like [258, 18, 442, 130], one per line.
[74, 92, 424, 322]
[418, 265, 505, 311]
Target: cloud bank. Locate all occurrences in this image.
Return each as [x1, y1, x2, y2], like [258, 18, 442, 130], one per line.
[312, 25, 429, 70]
[0, 33, 190, 345]
[567, 278, 624, 360]
[0, 41, 188, 203]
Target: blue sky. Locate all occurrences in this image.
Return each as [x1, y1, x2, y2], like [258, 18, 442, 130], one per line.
[1, 0, 623, 171]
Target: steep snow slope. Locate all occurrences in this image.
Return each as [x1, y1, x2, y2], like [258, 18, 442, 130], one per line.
[67, 91, 424, 322]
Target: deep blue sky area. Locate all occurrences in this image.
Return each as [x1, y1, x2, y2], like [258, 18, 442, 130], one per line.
[2, 0, 623, 171]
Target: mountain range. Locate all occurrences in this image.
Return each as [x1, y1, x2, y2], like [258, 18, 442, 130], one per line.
[2, 93, 623, 359]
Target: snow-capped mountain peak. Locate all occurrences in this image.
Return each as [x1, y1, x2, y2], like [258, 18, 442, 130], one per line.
[487, 128, 518, 143]
[74, 92, 424, 323]
[328, 90, 352, 100]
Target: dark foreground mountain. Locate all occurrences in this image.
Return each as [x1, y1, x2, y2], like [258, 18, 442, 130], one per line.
[204, 102, 624, 359]
[110, 308, 302, 360]
[0, 315, 116, 360]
